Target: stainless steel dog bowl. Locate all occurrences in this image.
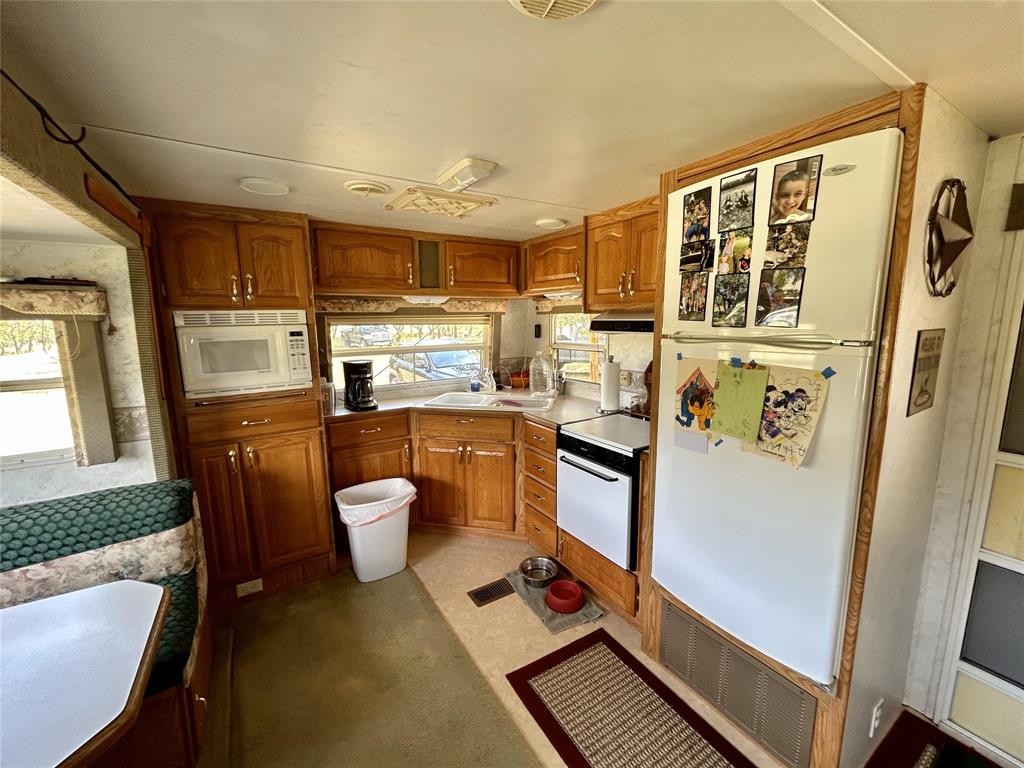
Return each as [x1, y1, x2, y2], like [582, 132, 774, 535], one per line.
[520, 556, 558, 588]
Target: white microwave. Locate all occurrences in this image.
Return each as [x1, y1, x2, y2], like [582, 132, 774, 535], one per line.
[173, 310, 313, 400]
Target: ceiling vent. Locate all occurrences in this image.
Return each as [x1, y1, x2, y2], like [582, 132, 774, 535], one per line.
[509, 0, 598, 21]
[344, 179, 392, 197]
[385, 187, 496, 218]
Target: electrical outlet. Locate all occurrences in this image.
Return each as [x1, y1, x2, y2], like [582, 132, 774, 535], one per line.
[868, 698, 885, 738]
[235, 578, 264, 598]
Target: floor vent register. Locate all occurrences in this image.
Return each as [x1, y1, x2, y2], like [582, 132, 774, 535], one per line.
[467, 578, 515, 607]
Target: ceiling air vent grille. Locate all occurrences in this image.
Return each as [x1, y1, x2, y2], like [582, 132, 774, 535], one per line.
[385, 186, 496, 219]
[509, 0, 598, 20]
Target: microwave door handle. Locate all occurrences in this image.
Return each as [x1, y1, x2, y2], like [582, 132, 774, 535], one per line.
[558, 455, 619, 482]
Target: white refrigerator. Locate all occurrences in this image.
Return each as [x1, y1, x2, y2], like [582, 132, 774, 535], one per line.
[651, 128, 903, 685]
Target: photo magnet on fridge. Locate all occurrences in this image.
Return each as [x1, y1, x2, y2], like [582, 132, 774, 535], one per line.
[718, 227, 753, 274]
[755, 268, 805, 328]
[712, 273, 749, 328]
[718, 169, 756, 232]
[907, 328, 945, 416]
[678, 271, 709, 322]
[682, 186, 713, 246]
[680, 238, 716, 273]
[768, 154, 822, 225]
[764, 222, 811, 268]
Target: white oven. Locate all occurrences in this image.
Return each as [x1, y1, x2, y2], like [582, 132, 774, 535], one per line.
[174, 310, 312, 399]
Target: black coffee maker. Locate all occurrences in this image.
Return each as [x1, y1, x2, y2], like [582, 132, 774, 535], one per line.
[343, 360, 378, 411]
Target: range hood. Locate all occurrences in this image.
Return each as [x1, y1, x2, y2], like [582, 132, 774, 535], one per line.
[589, 310, 655, 334]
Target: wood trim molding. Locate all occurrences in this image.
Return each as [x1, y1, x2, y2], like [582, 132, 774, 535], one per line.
[62, 587, 171, 767]
[309, 217, 519, 248]
[136, 197, 308, 227]
[83, 173, 144, 237]
[669, 91, 903, 192]
[586, 194, 659, 229]
[638, 83, 928, 768]
[519, 223, 585, 248]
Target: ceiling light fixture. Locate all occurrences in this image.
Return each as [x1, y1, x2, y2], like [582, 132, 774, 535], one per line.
[535, 218, 568, 230]
[435, 157, 497, 193]
[508, 0, 599, 21]
[344, 179, 392, 197]
[238, 177, 290, 196]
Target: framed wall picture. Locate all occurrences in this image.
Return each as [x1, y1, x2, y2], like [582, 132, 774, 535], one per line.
[908, 328, 945, 416]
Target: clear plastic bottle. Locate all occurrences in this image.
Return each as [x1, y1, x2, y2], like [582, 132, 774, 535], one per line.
[529, 351, 554, 396]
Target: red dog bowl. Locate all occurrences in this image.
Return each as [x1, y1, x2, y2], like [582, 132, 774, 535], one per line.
[545, 579, 584, 613]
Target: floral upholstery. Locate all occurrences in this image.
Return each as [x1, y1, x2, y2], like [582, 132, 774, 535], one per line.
[0, 480, 205, 694]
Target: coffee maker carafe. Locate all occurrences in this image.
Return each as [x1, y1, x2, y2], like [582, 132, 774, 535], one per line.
[343, 360, 378, 411]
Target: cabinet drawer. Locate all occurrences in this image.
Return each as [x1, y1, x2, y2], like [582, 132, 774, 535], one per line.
[417, 413, 514, 442]
[187, 399, 320, 443]
[524, 475, 556, 520]
[559, 530, 637, 616]
[525, 506, 557, 557]
[524, 449, 556, 487]
[523, 419, 557, 457]
[327, 412, 410, 449]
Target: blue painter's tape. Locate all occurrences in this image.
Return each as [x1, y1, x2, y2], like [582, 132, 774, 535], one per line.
[730, 357, 742, 368]
[714, 438, 724, 447]
[821, 366, 837, 379]
[676, 352, 684, 360]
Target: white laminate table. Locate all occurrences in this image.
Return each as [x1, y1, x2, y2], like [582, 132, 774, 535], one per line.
[0, 580, 169, 767]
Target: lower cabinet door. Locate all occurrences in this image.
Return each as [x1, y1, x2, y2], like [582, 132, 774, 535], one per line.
[189, 442, 254, 582]
[417, 438, 464, 526]
[559, 529, 638, 616]
[329, 439, 412, 494]
[464, 440, 515, 531]
[243, 430, 331, 571]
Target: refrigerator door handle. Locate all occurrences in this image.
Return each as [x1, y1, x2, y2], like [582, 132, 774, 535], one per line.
[664, 332, 872, 351]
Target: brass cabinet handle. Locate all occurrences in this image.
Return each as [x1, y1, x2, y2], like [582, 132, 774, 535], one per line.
[574, 259, 581, 283]
[532, 524, 543, 534]
[618, 272, 626, 299]
[404, 444, 411, 461]
[448, 264, 456, 287]
[407, 262, 414, 286]
[532, 464, 545, 473]
[532, 493, 546, 502]
[228, 449, 238, 472]
[241, 418, 271, 426]
[359, 427, 382, 435]
[456, 417, 474, 424]
[246, 446, 256, 468]
[466, 445, 473, 464]
[457, 444, 464, 463]
[531, 433, 546, 442]
[244, 273, 255, 301]
[230, 275, 241, 303]
[627, 269, 636, 296]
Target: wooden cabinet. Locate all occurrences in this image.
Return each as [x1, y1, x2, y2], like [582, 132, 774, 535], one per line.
[522, 231, 583, 295]
[524, 506, 557, 556]
[245, 431, 331, 570]
[444, 241, 518, 295]
[157, 216, 309, 309]
[464, 441, 515, 530]
[158, 218, 240, 308]
[418, 438, 464, 526]
[188, 428, 331, 582]
[584, 210, 661, 311]
[237, 224, 309, 308]
[330, 439, 411, 493]
[559, 529, 638, 617]
[314, 229, 415, 294]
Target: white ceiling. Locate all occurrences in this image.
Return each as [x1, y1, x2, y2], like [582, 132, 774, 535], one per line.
[0, 1, 1020, 241]
[0, 177, 114, 245]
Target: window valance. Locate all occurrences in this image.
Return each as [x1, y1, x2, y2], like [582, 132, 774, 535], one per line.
[0, 284, 108, 321]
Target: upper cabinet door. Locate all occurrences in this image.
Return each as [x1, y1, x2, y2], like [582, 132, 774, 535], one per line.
[585, 221, 630, 311]
[626, 213, 660, 308]
[244, 430, 331, 571]
[314, 229, 415, 294]
[158, 217, 241, 307]
[237, 224, 309, 308]
[523, 232, 583, 295]
[444, 242, 518, 295]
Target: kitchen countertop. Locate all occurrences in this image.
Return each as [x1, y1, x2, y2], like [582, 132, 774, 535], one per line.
[327, 390, 609, 428]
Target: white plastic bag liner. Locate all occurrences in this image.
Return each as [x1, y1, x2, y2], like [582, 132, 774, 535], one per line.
[335, 477, 417, 527]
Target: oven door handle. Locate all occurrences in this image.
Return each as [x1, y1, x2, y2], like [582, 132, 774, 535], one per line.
[558, 455, 619, 483]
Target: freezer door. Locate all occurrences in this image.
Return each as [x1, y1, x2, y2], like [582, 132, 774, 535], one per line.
[662, 128, 903, 342]
[650, 341, 875, 684]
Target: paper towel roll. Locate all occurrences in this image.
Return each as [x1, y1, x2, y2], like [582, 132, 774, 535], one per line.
[600, 359, 621, 412]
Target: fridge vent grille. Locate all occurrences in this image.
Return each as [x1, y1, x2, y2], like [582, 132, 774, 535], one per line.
[174, 310, 306, 327]
[660, 600, 815, 768]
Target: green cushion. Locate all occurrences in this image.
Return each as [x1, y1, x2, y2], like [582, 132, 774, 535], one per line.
[0, 479, 194, 571]
[148, 568, 199, 694]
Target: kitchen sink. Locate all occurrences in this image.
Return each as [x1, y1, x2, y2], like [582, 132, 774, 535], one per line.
[421, 391, 554, 411]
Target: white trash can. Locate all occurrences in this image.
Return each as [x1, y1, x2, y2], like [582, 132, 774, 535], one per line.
[334, 477, 416, 583]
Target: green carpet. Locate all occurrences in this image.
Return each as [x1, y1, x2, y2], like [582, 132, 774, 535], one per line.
[229, 568, 542, 768]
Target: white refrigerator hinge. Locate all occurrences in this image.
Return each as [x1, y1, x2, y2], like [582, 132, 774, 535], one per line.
[838, 340, 874, 347]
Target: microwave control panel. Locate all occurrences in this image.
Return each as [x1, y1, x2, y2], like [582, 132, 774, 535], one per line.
[288, 329, 310, 374]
